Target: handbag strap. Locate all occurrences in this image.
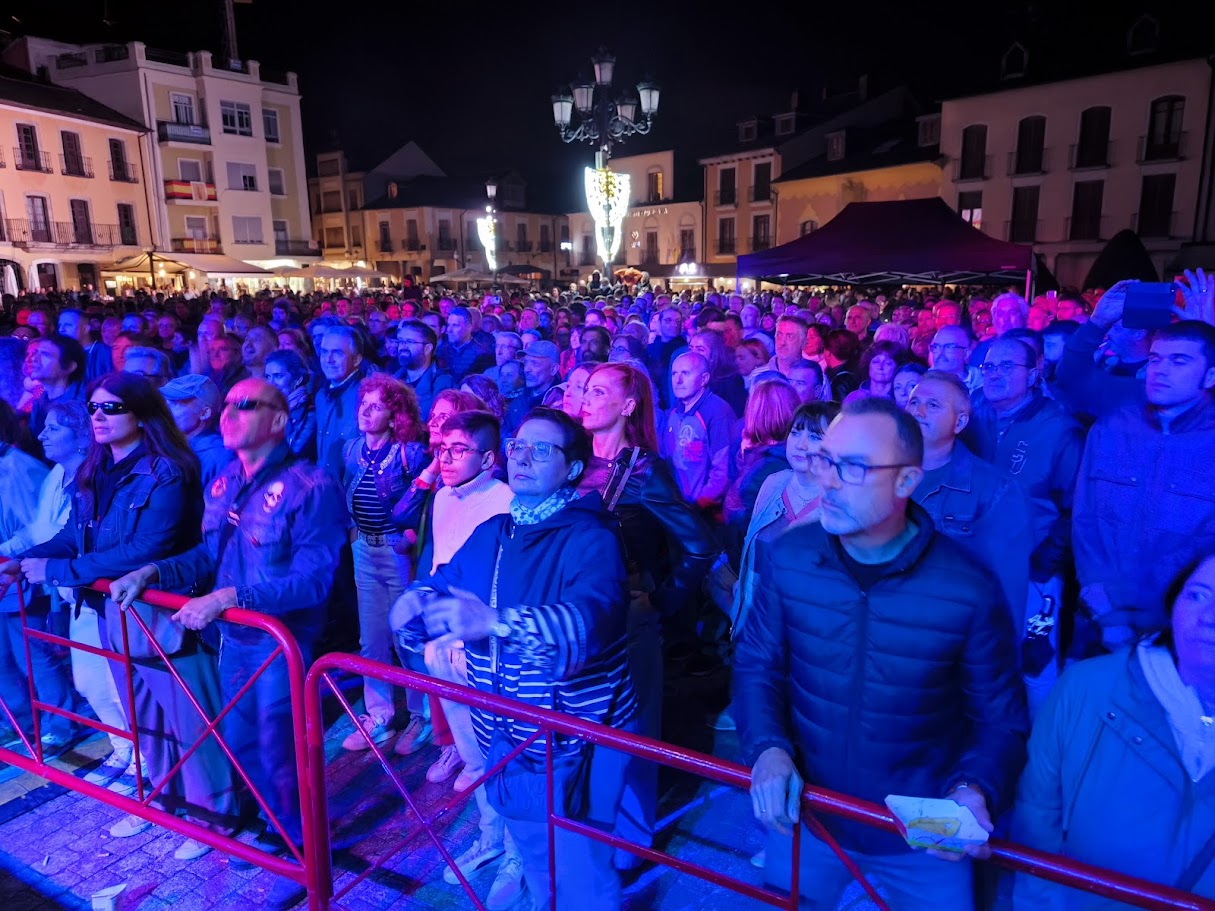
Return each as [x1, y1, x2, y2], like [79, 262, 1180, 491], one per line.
[1177, 825, 1215, 892]
[603, 446, 641, 514]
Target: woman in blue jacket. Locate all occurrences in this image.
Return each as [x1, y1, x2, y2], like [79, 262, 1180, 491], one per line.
[1012, 549, 1215, 909]
[4, 372, 238, 861]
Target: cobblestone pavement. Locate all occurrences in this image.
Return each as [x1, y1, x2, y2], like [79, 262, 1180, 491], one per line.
[0, 666, 782, 910]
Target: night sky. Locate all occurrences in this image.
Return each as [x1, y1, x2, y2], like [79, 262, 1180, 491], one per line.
[6, 0, 1213, 208]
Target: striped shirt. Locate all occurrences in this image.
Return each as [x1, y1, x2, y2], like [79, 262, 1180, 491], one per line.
[351, 453, 394, 535]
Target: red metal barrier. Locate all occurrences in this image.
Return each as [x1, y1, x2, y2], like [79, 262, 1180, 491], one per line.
[0, 580, 323, 910]
[303, 652, 1215, 911]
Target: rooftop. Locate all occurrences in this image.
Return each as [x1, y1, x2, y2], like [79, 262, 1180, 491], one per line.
[0, 64, 145, 130]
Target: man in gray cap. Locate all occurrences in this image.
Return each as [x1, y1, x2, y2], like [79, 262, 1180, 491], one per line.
[521, 339, 561, 410]
[162, 374, 234, 486]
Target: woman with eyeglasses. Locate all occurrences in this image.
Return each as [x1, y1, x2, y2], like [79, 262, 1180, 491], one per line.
[576, 361, 718, 863]
[338, 373, 429, 754]
[1, 371, 238, 860]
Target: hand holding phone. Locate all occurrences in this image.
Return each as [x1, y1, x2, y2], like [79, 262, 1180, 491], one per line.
[1122, 282, 1177, 330]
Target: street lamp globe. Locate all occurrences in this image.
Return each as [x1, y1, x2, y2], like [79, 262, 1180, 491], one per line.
[616, 96, 638, 125]
[637, 79, 660, 118]
[485, 178, 498, 201]
[591, 48, 615, 87]
[551, 92, 573, 128]
[571, 80, 595, 115]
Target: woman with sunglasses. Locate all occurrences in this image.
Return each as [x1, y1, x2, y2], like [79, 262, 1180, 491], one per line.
[338, 373, 430, 754]
[2, 372, 238, 860]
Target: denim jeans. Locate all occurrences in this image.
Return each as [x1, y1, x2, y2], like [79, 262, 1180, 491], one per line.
[0, 610, 73, 741]
[765, 825, 974, 910]
[219, 630, 311, 844]
[352, 537, 423, 721]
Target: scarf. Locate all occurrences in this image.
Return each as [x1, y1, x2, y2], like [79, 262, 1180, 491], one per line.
[509, 486, 579, 526]
[1138, 642, 1215, 782]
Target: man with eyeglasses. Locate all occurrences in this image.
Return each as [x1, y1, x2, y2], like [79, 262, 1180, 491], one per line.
[390, 408, 635, 911]
[735, 397, 1027, 911]
[394, 318, 453, 420]
[109, 377, 346, 911]
[929, 325, 982, 392]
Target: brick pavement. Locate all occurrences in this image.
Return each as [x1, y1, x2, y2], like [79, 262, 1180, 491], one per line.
[0, 669, 781, 910]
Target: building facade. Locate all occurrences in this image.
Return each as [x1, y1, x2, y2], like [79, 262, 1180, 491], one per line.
[0, 72, 154, 291]
[940, 55, 1214, 287]
[4, 36, 316, 288]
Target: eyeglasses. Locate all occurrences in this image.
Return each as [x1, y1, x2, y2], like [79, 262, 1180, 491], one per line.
[808, 452, 911, 485]
[87, 401, 131, 416]
[979, 361, 1030, 376]
[505, 438, 565, 462]
[928, 343, 967, 354]
[437, 444, 484, 461]
[222, 398, 282, 413]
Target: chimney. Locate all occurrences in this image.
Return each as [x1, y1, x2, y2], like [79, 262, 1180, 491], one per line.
[790, 89, 799, 112]
[857, 74, 868, 101]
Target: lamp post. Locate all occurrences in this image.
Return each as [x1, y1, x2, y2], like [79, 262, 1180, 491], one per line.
[552, 48, 659, 276]
[476, 178, 498, 278]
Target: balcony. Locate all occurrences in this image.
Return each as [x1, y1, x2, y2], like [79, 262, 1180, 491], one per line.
[60, 154, 94, 178]
[1007, 148, 1049, 176]
[436, 237, 458, 252]
[1069, 141, 1111, 170]
[4, 219, 122, 247]
[578, 253, 596, 266]
[1005, 219, 1040, 243]
[1132, 210, 1180, 239]
[164, 179, 218, 202]
[715, 190, 737, 206]
[715, 239, 737, 255]
[1065, 215, 1111, 242]
[377, 238, 394, 253]
[157, 121, 211, 145]
[749, 235, 772, 252]
[403, 239, 425, 252]
[750, 186, 774, 203]
[275, 239, 318, 256]
[1138, 132, 1187, 163]
[539, 241, 554, 253]
[171, 236, 223, 254]
[953, 155, 991, 182]
[109, 160, 138, 183]
[516, 241, 533, 253]
[13, 148, 52, 173]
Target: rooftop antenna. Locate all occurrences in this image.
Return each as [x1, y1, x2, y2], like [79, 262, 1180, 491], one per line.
[219, 0, 240, 69]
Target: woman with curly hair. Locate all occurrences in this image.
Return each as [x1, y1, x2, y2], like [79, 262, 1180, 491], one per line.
[339, 373, 430, 752]
[459, 374, 506, 421]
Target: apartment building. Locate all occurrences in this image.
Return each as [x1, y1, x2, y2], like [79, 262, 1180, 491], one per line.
[3, 36, 316, 284]
[940, 41, 1214, 286]
[0, 70, 154, 291]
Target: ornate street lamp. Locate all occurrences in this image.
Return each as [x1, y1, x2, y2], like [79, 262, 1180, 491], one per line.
[477, 178, 498, 274]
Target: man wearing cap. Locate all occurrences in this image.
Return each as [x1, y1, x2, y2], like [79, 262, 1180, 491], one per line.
[163, 375, 234, 487]
[521, 340, 561, 410]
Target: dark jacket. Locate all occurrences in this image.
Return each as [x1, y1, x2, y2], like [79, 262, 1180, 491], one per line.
[285, 393, 317, 463]
[579, 448, 717, 617]
[734, 503, 1029, 854]
[396, 361, 454, 422]
[1054, 320, 1147, 424]
[724, 443, 791, 570]
[409, 492, 636, 760]
[314, 363, 374, 479]
[191, 430, 234, 488]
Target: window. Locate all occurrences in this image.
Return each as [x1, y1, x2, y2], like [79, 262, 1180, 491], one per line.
[350, 224, 362, 247]
[1009, 185, 1040, 242]
[1074, 107, 1111, 168]
[267, 168, 285, 196]
[1069, 180, 1105, 240]
[1128, 14, 1159, 55]
[324, 226, 345, 248]
[800, 219, 818, 236]
[225, 162, 257, 191]
[440, 219, 455, 251]
[958, 191, 983, 230]
[718, 167, 736, 205]
[117, 203, 138, 245]
[171, 93, 196, 125]
[1137, 173, 1176, 238]
[406, 219, 420, 248]
[1002, 42, 1028, 79]
[738, 120, 757, 142]
[774, 113, 796, 137]
[69, 199, 93, 244]
[958, 125, 988, 180]
[347, 188, 360, 210]
[1013, 116, 1046, 174]
[646, 170, 663, 202]
[108, 139, 130, 180]
[753, 161, 772, 200]
[826, 131, 846, 162]
[320, 191, 341, 212]
[318, 158, 340, 177]
[379, 221, 391, 245]
[220, 101, 253, 136]
[540, 223, 552, 252]
[679, 227, 695, 258]
[185, 215, 209, 239]
[273, 219, 289, 246]
[179, 159, 204, 183]
[515, 222, 530, 251]
[26, 196, 51, 242]
[717, 217, 736, 254]
[751, 215, 771, 251]
[644, 230, 659, 262]
[61, 131, 87, 176]
[16, 124, 42, 170]
[232, 215, 263, 244]
[917, 114, 941, 148]
[262, 108, 280, 143]
[1145, 96, 1185, 160]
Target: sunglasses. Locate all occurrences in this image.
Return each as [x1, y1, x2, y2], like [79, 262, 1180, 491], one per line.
[223, 398, 282, 413]
[87, 401, 131, 415]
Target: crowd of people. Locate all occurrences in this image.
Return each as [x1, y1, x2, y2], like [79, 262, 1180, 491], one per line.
[0, 270, 1212, 911]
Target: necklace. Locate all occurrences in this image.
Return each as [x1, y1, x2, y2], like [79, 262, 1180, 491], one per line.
[360, 439, 397, 476]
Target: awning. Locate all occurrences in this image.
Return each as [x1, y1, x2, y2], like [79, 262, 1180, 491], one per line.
[168, 253, 270, 275]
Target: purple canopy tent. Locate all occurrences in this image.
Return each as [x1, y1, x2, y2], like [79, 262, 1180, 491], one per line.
[736, 198, 1034, 293]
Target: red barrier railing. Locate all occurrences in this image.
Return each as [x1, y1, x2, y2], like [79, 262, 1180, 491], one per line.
[0, 580, 323, 909]
[303, 652, 1215, 911]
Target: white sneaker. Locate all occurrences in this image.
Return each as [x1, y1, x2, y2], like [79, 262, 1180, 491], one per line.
[107, 757, 150, 797]
[441, 835, 504, 885]
[341, 714, 396, 751]
[173, 838, 211, 861]
[426, 745, 464, 783]
[452, 765, 480, 793]
[84, 750, 133, 785]
[109, 813, 152, 838]
[750, 849, 766, 868]
[392, 716, 432, 756]
[486, 853, 527, 910]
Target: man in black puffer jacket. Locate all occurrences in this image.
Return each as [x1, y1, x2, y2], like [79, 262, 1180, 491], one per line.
[735, 397, 1028, 911]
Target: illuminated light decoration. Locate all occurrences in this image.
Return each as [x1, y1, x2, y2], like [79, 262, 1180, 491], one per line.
[477, 215, 498, 272]
[584, 166, 630, 268]
[677, 262, 699, 276]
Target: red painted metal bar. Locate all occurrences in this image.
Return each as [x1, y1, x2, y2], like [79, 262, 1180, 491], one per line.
[305, 652, 1215, 911]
